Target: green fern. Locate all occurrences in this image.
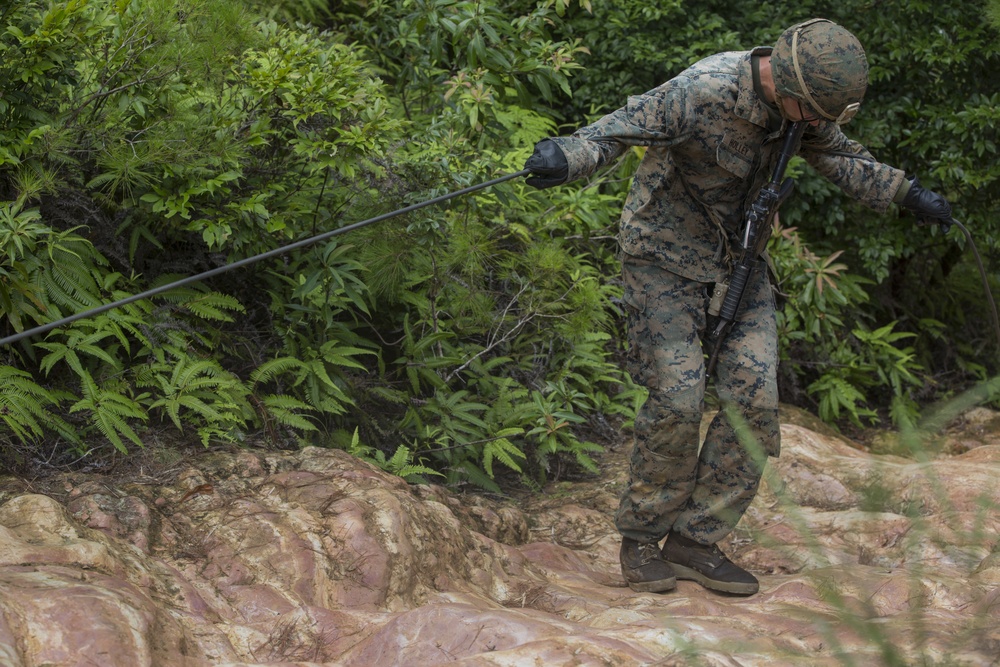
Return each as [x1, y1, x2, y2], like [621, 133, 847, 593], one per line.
[372, 444, 443, 482]
[808, 374, 878, 427]
[481, 429, 527, 477]
[572, 439, 603, 473]
[251, 339, 370, 416]
[452, 459, 502, 493]
[367, 385, 410, 405]
[38, 236, 108, 314]
[345, 428, 441, 482]
[0, 366, 77, 445]
[254, 394, 318, 432]
[153, 283, 246, 322]
[96, 299, 157, 355]
[143, 356, 250, 436]
[396, 314, 458, 394]
[345, 426, 374, 459]
[38, 330, 123, 379]
[0, 266, 46, 333]
[250, 356, 305, 384]
[39, 297, 151, 362]
[70, 375, 147, 453]
[0, 206, 98, 331]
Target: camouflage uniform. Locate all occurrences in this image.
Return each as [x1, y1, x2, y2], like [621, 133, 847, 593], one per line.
[549, 47, 905, 546]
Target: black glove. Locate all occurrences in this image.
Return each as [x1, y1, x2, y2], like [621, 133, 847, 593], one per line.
[524, 139, 568, 189]
[901, 177, 952, 229]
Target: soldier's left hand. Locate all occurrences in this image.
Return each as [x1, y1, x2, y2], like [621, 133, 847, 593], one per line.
[901, 177, 952, 228]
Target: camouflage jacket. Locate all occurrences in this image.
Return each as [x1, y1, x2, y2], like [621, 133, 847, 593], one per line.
[551, 47, 906, 284]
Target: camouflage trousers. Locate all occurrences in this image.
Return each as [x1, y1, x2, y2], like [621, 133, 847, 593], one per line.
[615, 258, 780, 546]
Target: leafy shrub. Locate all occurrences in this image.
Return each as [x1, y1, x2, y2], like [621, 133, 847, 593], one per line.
[770, 218, 928, 428]
[1, 0, 634, 489]
[4, 0, 998, 484]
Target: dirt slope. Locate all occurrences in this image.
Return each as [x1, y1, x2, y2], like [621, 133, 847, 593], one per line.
[1, 409, 998, 666]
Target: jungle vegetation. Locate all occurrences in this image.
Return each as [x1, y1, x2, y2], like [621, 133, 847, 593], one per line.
[1, 0, 998, 488]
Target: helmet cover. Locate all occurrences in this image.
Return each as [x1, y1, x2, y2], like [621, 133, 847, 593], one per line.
[771, 18, 868, 123]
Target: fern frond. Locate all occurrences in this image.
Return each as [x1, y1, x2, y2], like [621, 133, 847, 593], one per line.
[251, 356, 308, 384]
[0, 366, 65, 442]
[85, 294, 157, 352]
[257, 394, 318, 431]
[317, 341, 372, 370]
[345, 426, 373, 458]
[70, 388, 147, 453]
[195, 426, 229, 448]
[181, 292, 245, 321]
[168, 358, 226, 389]
[393, 465, 442, 481]
[37, 344, 91, 382]
[452, 460, 501, 493]
[482, 437, 526, 477]
[146, 355, 250, 433]
[387, 444, 412, 470]
[176, 394, 224, 422]
[367, 386, 410, 405]
[40, 251, 103, 311]
[573, 441, 602, 473]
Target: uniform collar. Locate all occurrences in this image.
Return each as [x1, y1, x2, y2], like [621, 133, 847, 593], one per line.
[736, 46, 773, 128]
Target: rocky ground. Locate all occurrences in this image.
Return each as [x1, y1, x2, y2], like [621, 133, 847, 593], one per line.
[0, 406, 998, 666]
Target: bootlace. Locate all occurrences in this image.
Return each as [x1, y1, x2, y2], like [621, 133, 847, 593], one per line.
[637, 542, 663, 565]
[704, 543, 728, 567]
[671, 537, 727, 569]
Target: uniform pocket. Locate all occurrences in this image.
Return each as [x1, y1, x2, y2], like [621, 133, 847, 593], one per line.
[716, 134, 753, 180]
[621, 261, 650, 313]
[620, 262, 650, 383]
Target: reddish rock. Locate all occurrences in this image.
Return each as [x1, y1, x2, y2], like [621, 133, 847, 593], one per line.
[0, 412, 998, 666]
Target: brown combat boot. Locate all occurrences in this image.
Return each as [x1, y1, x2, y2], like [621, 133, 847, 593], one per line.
[620, 537, 676, 593]
[662, 532, 759, 596]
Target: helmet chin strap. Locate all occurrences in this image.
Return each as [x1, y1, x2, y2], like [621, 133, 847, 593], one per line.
[773, 91, 792, 122]
[773, 90, 820, 125]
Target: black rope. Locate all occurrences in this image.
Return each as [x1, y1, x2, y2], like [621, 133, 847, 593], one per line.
[951, 217, 1000, 353]
[0, 169, 531, 347]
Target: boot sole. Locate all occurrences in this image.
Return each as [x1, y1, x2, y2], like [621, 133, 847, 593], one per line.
[668, 563, 759, 596]
[625, 576, 677, 593]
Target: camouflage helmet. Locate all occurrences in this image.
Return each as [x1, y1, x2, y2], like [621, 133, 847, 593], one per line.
[771, 18, 868, 124]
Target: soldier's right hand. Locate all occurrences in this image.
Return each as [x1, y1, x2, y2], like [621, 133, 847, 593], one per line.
[524, 139, 568, 189]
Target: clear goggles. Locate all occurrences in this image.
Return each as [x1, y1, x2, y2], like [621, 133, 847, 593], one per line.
[833, 102, 861, 125]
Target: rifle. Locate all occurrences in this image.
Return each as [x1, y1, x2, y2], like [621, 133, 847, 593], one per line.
[705, 121, 806, 375]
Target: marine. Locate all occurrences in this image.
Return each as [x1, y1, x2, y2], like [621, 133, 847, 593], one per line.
[524, 19, 952, 596]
